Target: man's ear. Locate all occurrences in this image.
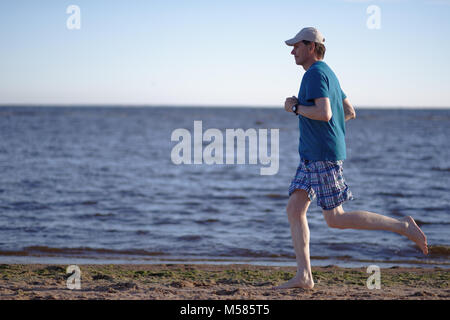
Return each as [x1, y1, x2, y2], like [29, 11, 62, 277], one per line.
[309, 42, 316, 55]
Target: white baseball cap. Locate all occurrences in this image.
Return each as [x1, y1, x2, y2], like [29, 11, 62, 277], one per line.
[285, 27, 325, 46]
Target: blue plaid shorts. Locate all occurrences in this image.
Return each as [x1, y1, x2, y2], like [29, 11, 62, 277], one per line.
[288, 159, 354, 210]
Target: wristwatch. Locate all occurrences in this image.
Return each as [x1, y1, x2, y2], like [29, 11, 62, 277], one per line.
[292, 104, 299, 115]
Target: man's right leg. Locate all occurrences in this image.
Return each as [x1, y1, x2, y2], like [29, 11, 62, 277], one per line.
[273, 189, 314, 289]
[322, 205, 428, 255]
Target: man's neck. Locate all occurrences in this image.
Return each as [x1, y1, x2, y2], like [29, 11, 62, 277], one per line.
[302, 58, 321, 71]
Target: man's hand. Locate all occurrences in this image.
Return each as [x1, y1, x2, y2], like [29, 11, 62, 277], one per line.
[284, 96, 298, 113]
[343, 98, 356, 121]
[286, 97, 332, 122]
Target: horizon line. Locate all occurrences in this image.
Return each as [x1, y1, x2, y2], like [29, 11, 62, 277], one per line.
[0, 103, 450, 109]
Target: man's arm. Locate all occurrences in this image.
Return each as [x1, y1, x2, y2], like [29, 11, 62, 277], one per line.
[285, 97, 332, 122]
[343, 98, 356, 121]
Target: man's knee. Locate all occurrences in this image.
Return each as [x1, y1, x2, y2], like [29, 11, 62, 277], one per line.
[322, 206, 345, 229]
[286, 203, 304, 222]
[286, 189, 310, 221]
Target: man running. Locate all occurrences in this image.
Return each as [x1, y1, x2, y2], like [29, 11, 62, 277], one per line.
[275, 27, 428, 290]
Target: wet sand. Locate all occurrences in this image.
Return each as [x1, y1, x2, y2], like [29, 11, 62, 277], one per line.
[0, 264, 448, 300]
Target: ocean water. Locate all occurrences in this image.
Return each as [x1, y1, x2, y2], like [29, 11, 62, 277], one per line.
[0, 106, 449, 268]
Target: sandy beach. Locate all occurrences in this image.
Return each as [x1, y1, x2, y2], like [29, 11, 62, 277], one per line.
[0, 263, 448, 300]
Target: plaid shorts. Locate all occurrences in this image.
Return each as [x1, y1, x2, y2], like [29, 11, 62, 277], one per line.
[288, 159, 354, 210]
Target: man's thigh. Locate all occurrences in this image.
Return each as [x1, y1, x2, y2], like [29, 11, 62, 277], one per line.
[322, 204, 344, 213]
[322, 204, 344, 221]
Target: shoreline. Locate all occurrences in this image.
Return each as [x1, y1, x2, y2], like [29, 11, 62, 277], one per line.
[1, 244, 449, 268]
[0, 263, 448, 300]
[0, 257, 447, 270]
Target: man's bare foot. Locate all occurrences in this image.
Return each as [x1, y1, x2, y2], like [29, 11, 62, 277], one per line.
[403, 216, 428, 255]
[272, 273, 314, 290]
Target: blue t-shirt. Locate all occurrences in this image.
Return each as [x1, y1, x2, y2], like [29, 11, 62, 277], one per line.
[297, 61, 347, 161]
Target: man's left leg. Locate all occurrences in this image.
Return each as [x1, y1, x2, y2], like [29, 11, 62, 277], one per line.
[273, 189, 314, 289]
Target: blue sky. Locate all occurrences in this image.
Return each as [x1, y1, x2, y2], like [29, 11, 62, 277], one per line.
[0, 0, 449, 107]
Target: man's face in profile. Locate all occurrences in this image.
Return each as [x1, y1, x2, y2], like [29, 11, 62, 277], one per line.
[291, 41, 311, 66]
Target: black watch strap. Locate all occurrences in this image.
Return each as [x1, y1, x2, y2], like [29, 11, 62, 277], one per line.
[292, 104, 299, 115]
